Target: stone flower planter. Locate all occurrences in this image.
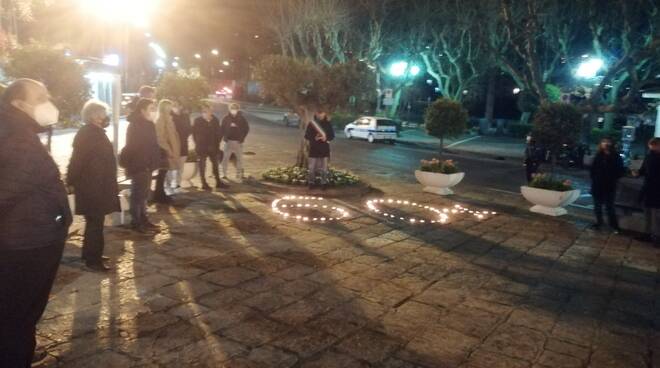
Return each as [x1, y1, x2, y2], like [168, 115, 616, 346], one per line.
[414, 170, 465, 195]
[181, 162, 198, 187]
[520, 185, 581, 217]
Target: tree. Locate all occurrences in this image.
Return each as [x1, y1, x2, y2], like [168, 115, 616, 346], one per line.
[532, 102, 582, 172]
[424, 98, 468, 153]
[254, 55, 375, 167]
[4, 42, 89, 120]
[156, 70, 211, 112]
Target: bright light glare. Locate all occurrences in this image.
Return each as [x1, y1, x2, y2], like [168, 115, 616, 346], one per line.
[410, 65, 421, 76]
[576, 58, 604, 79]
[389, 61, 408, 77]
[194, 53, 201, 59]
[171, 61, 179, 68]
[155, 59, 165, 69]
[78, 0, 158, 28]
[148, 42, 166, 59]
[513, 87, 521, 95]
[222, 60, 230, 66]
[211, 49, 219, 56]
[102, 54, 120, 66]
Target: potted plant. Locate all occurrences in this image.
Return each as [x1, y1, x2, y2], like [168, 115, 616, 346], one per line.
[181, 150, 199, 187]
[521, 174, 580, 216]
[414, 158, 464, 195]
[424, 98, 468, 153]
[521, 103, 582, 216]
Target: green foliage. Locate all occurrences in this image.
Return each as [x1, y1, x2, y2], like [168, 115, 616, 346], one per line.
[262, 166, 360, 186]
[420, 158, 459, 174]
[4, 42, 90, 120]
[156, 70, 211, 112]
[529, 173, 573, 191]
[544, 84, 562, 102]
[590, 128, 621, 145]
[329, 110, 356, 130]
[507, 123, 533, 138]
[424, 98, 468, 143]
[254, 55, 376, 112]
[532, 103, 582, 160]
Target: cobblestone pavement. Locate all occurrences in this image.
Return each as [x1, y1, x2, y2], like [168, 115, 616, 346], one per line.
[39, 180, 659, 368]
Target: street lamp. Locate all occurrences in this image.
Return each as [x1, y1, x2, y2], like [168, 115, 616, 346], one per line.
[222, 60, 230, 66]
[155, 59, 166, 69]
[211, 49, 219, 56]
[388, 61, 421, 77]
[171, 61, 179, 68]
[194, 53, 201, 59]
[575, 58, 604, 79]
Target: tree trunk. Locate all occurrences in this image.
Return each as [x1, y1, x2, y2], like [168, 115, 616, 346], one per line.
[439, 135, 444, 154]
[387, 88, 403, 118]
[295, 107, 314, 168]
[484, 71, 496, 127]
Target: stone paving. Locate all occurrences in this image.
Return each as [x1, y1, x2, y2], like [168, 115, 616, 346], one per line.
[38, 181, 659, 368]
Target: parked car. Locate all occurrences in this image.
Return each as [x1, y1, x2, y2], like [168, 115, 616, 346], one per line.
[344, 116, 398, 143]
[283, 112, 300, 127]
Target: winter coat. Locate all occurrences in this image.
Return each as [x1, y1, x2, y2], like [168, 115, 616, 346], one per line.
[305, 118, 335, 158]
[220, 112, 250, 143]
[0, 105, 72, 250]
[590, 150, 625, 200]
[120, 111, 162, 176]
[192, 115, 221, 155]
[66, 124, 120, 216]
[172, 112, 191, 156]
[639, 151, 660, 208]
[155, 114, 181, 169]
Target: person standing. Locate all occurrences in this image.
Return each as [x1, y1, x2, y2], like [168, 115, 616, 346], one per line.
[127, 85, 156, 114]
[192, 102, 226, 190]
[524, 135, 542, 183]
[637, 137, 660, 245]
[120, 98, 161, 233]
[153, 100, 181, 203]
[305, 110, 335, 190]
[220, 103, 249, 180]
[0, 79, 72, 366]
[170, 100, 191, 191]
[67, 100, 119, 272]
[590, 137, 625, 232]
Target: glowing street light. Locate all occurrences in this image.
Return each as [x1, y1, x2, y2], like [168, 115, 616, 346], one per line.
[513, 87, 521, 95]
[222, 60, 230, 66]
[575, 58, 604, 79]
[148, 42, 166, 59]
[194, 53, 202, 59]
[388, 61, 421, 77]
[102, 54, 120, 66]
[78, 0, 158, 28]
[211, 49, 219, 56]
[155, 59, 166, 69]
[171, 61, 179, 68]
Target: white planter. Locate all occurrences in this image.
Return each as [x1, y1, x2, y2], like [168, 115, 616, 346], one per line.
[181, 162, 198, 187]
[414, 170, 465, 195]
[520, 185, 581, 217]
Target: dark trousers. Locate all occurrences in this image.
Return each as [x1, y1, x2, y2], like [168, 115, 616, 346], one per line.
[153, 169, 168, 201]
[594, 191, 619, 229]
[130, 170, 151, 226]
[82, 214, 105, 263]
[0, 242, 64, 367]
[525, 161, 539, 183]
[199, 152, 220, 185]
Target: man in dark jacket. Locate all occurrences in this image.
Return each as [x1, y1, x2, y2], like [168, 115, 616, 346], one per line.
[0, 79, 72, 367]
[67, 100, 120, 271]
[590, 138, 625, 232]
[638, 137, 660, 245]
[305, 110, 335, 190]
[192, 102, 226, 190]
[121, 98, 161, 233]
[170, 100, 191, 191]
[220, 103, 250, 179]
[524, 135, 542, 183]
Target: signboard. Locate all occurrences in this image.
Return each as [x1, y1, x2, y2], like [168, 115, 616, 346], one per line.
[382, 88, 394, 106]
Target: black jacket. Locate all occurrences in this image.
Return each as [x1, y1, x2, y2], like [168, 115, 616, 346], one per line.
[639, 151, 660, 208]
[305, 118, 335, 158]
[172, 111, 191, 156]
[67, 124, 120, 216]
[524, 143, 542, 166]
[220, 112, 249, 143]
[590, 150, 625, 199]
[0, 105, 72, 250]
[121, 111, 161, 176]
[192, 115, 221, 155]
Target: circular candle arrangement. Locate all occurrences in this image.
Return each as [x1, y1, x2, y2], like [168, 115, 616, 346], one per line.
[271, 195, 350, 222]
[365, 198, 496, 224]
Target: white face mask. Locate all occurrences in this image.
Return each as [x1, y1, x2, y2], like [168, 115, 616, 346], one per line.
[229, 109, 238, 116]
[32, 101, 59, 127]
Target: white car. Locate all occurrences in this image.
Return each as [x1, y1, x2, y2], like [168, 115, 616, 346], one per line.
[344, 116, 398, 143]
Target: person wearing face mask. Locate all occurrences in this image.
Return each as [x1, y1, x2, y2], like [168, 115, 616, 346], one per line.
[590, 137, 625, 232]
[153, 99, 181, 203]
[66, 100, 119, 272]
[220, 103, 249, 180]
[169, 100, 191, 192]
[192, 102, 226, 190]
[0, 79, 72, 367]
[120, 98, 162, 233]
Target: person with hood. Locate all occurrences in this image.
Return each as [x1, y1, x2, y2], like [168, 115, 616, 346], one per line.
[67, 99, 119, 271]
[169, 100, 191, 191]
[637, 137, 660, 245]
[0, 79, 71, 367]
[590, 137, 625, 232]
[305, 109, 335, 190]
[192, 102, 226, 190]
[120, 98, 161, 233]
[153, 99, 181, 203]
[220, 103, 250, 180]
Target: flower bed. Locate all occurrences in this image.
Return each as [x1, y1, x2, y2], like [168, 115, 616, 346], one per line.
[420, 158, 459, 174]
[262, 166, 361, 186]
[529, 173, 573, 192]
